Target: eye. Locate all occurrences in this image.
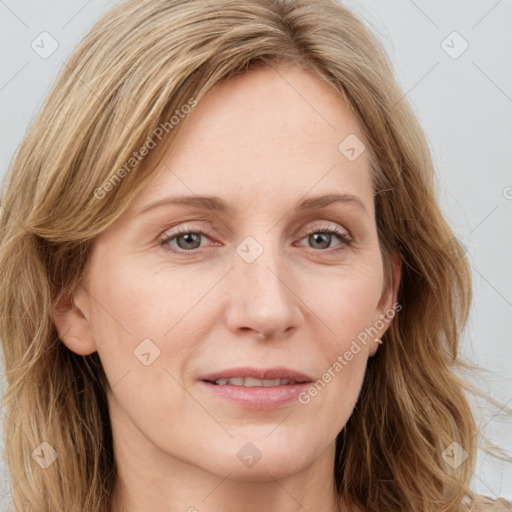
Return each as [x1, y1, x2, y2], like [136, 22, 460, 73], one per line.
[159, 223, 352, 254]
[297, 224, 352, 252]
[159, 226, 216, 252]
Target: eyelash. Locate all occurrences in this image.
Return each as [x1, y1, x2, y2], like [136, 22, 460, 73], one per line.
[158, 224, 353, 254]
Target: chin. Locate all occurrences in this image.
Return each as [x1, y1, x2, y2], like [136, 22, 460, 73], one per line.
[215, 456, 311, 482]
[214, 436, 319, 481]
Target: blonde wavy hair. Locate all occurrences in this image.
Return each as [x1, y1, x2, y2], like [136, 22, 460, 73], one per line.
[0, 0, 507, 511]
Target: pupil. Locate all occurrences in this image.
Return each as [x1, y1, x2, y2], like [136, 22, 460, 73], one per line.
[178, 233, 200, 249]
[310, 233, 330, 249]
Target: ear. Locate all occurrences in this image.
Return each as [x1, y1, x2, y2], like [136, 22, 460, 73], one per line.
[369, 250, 402, 356]
[51, 286, 98, 356]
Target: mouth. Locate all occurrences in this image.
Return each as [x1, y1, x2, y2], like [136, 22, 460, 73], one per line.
[205, 377, 306, 387]
[198, 367, 313, 409]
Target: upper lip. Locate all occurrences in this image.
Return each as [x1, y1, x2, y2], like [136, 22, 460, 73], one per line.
[199, 366, 314, 383]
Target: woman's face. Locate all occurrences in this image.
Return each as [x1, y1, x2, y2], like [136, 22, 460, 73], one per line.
[55, 65, 399, 482]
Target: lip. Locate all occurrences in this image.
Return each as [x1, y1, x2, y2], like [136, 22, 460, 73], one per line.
[199, 366, 313, 383]
[198, 366, 314, 410]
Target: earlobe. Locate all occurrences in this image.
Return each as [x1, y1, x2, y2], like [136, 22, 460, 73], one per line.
[51, 287, 97, 356]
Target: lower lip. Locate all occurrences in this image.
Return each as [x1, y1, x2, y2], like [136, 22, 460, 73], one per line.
[198, 381, 312, 410]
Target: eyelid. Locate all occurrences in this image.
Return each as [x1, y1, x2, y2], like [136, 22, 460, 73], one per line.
[297, 222, 351, 239]
[158, 223, 217, 248]
[294, 223, 353, 252]
[159, 222, 350, 241]
[158, 220, 353, 255]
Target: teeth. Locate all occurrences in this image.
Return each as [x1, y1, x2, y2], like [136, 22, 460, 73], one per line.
[244, 377, 263, 387]
[213, 377, 292, 387]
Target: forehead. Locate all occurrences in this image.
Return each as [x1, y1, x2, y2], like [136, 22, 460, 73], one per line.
[128, 65, 374, 215]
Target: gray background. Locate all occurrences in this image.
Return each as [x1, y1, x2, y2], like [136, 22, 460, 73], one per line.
[1, 0, 511, 508]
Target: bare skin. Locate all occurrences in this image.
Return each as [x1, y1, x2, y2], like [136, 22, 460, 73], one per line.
[53, 64, 401, 512]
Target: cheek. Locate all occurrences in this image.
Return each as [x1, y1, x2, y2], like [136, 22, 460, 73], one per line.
[86, 256, 198, 345]
[292, 265, 382, 420]
[84, 256, 214, 406]
[87, 247, 383, 392]
[79, 243, 384, 475]
[84, 262, 196, 441]
[309, 264, 384, 350]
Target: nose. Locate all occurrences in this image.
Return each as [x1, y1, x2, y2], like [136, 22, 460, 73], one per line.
[223, 239, 303, 341]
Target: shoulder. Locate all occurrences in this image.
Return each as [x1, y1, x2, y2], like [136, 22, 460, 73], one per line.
[470, 495, 512, 511]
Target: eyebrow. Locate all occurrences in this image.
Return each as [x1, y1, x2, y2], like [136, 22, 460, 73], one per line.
[137, 192, 368, 216]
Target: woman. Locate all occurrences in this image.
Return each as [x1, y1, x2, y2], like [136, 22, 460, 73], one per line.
[0, 0, 510, 511]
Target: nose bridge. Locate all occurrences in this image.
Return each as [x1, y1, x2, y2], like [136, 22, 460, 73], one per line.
[237, 233, 291, 306]
[225, 233, 300, 338]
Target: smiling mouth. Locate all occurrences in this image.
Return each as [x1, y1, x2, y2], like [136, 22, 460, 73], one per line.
[204, 377, 307, 387]
[199, 368, 313, 409]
